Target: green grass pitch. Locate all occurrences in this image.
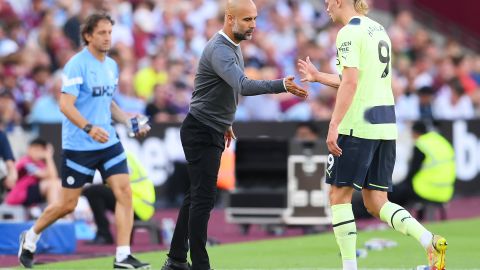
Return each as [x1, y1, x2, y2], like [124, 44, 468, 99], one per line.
[11, 218, 480, 270]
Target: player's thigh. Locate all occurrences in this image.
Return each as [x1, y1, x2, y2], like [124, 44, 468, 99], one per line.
[98, 143, 130, 197]
[39, 178, 60, 194]
[326, 135, 377, 190]
[105, 173, 130, 200]
[98, 143, 129, 182]
[61, 149, 98, 188]
[365, 140, 396, 192]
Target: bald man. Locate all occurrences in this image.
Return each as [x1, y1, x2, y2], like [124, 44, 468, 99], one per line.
[161, 1, 308, 270]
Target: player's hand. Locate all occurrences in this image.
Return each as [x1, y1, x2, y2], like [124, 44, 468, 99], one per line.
[128, 115, 151, 138]
[135, 115, 151, 137]
[326, 123, 342, 157]
[284, 76, 308, 99]
[89, 126, 109, 143]
[298, 56, 319, 83]
[136, 124, 151, 137]
[224, 126, 236, 148]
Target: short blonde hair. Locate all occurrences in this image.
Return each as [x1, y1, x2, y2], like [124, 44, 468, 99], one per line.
[354, 0, 369, 15]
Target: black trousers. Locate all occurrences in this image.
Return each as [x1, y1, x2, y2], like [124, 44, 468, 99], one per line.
[388, 180, 420, 206]
[168, 113, 225, 270]
[83, 184, 139, 240]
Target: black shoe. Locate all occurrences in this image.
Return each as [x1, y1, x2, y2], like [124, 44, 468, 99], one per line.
[85, 235, 114, 245]
[161, 257, 191, 270]
[18, 231, 34, 268]
[114, 255, 150, 269]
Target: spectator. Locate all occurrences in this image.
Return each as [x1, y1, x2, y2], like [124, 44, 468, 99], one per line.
[134, 53, 169, 100]
[0, 0, 478, 126]
[452, 54, 478, 96]
[131, 1, 155, 59]
[284, 93, 333, 121]
[472, 55, 480, 85]
[0, 86, 21, 130]
[4, 138, 61, 207]
[0, 128, 17, 201]
[412, 53, 434, 90]
[0, 0, 19, 25]
[145, 83, 179, 123]
[63, 0, 94, 49]
[28, 73, 63, 124]
[294, 122, 319, 142]
[113, 68, 146, 116]
[395, 86, 419, 122]
[417, 86, 435, 122]
[22, 65, 52, 108]
[0, 22, 19, 57]
[389, 121, 456, 207]
[1, 65, 26, 116]
[433, 77, 475, 120]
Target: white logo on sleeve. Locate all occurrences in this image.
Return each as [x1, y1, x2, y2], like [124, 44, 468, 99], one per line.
[66, 176, 75, 185]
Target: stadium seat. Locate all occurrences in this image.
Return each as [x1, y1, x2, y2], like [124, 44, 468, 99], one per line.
[0, 204, 26, 221]
[413, 201, 447, 221]
[131, 219, 162, 244]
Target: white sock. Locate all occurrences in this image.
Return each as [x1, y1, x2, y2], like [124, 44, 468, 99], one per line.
[343, 259, 357, 270]
[420, 231, 433, 249]
[24, 228, 41, 252]
[116, 246, 131, 262]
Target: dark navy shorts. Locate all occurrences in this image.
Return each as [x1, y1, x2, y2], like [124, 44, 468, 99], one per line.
[326, 135, 396, 191]
[61, 142, 128, 188]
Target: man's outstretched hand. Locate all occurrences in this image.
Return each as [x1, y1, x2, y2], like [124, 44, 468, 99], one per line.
[298, 56, 319, 83]
[284, 76, 308, 99]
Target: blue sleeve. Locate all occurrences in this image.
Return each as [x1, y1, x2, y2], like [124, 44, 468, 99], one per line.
[61, 58, 84, 97]
[0, 131, 15, 161]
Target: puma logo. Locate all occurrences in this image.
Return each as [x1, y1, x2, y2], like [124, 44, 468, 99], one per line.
[401, 216, 411, 223]
[348, 232, 357, 235]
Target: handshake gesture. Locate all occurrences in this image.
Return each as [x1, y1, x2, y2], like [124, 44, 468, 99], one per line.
[284, 75, 308, 99]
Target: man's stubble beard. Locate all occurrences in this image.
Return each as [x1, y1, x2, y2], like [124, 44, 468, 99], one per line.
[232, 21, 252, 41]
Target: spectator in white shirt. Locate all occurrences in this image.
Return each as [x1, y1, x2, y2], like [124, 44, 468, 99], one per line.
[433, 77, 475, 120]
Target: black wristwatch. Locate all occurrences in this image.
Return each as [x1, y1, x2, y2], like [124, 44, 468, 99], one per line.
[83, 123, 93, 134]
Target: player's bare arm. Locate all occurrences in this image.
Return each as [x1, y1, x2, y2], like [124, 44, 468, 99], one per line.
[59, 93, 109, 143]
[327, 67, 358, 157]
[298, 56, 341, 88]
[110, 101, 130, 125]
[111, 101, 151, 137]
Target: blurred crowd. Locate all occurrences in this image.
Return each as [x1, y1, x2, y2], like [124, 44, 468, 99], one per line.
[0, 0, 479, 132]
